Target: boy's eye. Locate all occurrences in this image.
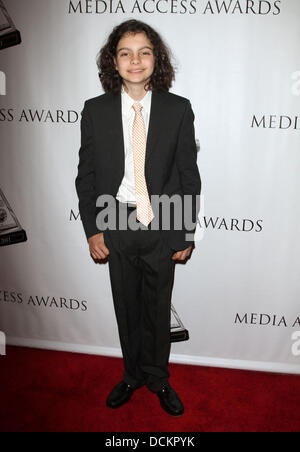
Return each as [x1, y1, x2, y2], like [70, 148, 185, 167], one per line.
[120, 51, 152, 57]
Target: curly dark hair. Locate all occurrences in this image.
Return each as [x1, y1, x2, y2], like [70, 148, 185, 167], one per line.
[97, 19, 176, 93]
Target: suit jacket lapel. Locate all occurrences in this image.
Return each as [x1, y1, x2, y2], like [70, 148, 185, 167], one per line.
[145, 90, 166, 164]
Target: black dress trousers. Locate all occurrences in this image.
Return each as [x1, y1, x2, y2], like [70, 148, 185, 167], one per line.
[103, 200, 175, 392]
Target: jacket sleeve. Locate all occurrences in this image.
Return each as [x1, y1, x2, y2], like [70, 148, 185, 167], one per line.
[75, 101, 101, 241]
[175, 100, 201, 248]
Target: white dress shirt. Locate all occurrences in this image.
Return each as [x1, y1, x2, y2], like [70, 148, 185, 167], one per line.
[116, 85, 152, 205]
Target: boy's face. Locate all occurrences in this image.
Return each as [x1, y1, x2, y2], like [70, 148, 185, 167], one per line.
[114, 32, 155, 90]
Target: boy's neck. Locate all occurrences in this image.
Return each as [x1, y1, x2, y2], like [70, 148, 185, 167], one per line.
[122, 83, 150, 101]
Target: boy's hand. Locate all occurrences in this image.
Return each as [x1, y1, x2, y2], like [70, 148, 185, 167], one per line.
[88, 233, 109, 260]
[172, 245, 193, 261]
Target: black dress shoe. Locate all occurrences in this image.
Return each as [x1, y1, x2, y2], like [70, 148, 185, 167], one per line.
[155, 385, 184, 416]
[106, 381, 135, 409]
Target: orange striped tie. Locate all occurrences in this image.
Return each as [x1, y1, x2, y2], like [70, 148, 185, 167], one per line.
[132, 102, 154, 227]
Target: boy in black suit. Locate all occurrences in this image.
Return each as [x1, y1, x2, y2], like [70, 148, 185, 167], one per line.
[75, 19, 201, 416]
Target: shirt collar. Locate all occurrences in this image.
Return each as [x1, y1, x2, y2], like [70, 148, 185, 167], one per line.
[121, 85, 152, 114]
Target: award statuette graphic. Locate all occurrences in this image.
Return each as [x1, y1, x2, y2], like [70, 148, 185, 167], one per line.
[170, 304, 189, 343]
[0, 188, 27, 246]
[0, 0, 21, 50]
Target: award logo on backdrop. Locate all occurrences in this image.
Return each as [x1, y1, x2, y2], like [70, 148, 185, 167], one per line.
[0, 70, 5, 95]
[0, 0, 21, 50]
[0, 330, 6, 355]
[0, 188, 27, 247]
[171, 304, 189, 342]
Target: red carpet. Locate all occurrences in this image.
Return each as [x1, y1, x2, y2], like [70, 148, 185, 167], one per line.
[0, 346, 300, 432]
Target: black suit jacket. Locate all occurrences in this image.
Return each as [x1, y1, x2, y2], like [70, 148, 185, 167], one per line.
[75, 89, 201, 252]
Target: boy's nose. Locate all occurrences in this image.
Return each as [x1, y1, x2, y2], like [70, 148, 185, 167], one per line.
[131, 54, 141, 62]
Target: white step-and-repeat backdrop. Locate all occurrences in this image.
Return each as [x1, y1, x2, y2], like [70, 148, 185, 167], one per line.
[1, 0, 300, 374]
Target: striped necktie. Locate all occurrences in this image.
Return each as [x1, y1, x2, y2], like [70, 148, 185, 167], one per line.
[132, 102, 154, 227]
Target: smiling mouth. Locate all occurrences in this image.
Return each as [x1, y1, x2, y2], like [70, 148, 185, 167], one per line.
[128, 70, 144, 73]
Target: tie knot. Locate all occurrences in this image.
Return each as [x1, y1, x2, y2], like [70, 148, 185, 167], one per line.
[132, 102, 143, 113]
